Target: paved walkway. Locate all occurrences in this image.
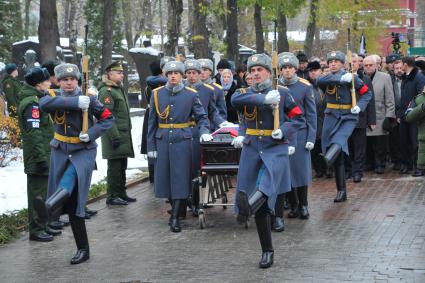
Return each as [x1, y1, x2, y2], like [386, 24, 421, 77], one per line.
[1, 171, 425, 282]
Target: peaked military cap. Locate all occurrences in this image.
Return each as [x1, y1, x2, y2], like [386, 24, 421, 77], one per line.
[163, 61, 185, 75]
[386, 53, 401, 64]
[24, 67, 50, 86]
[54, 63, 81, 80]
[198, 59, 214, 72]
[247, 54, 272, 72]
[105, 61, 123, 72]
[278, 52, 299, 69]
[326, 51, 345, 63]
[160, 56, 176, 69]
[184, 59, 201, 73]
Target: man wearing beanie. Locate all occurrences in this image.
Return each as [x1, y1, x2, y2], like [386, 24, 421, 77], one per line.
[34, 63, 114, 265]
[17, 67, 62, 242]
[278, 52, 317, 224]
[41, 61, 60, 90]
[296, 51, 310, 80]
[1, 63, 22, 116]
[98, 61, 136, 206]
[231, 53, 304, 268]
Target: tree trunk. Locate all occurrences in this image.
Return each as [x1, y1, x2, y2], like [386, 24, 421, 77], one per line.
[164, 0, 183, 56]
[39, 0, 60, 63]
[62, 0, 70, 36]
[192, 0, 209, 58]
[226, 0, 238, 64]
[101, 0, 114, 72]
[68, 0, 78, 53]
[304, 0, 319, 58]
[121, 0, 134, 50]
[254, 3, 264, 53]
[24, 0, 31, 39]
[277, 12, 289, 53]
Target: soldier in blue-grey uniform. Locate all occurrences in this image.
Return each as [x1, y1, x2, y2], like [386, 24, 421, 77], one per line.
[199, 58, 228, 121]
[34, 63, 114, 265]
[278, 52, 317, 224]
[147, 61, 212, 233]
[184, 59, 234, 216]
[317, 51, 372, 202]
[231, 54, 304, 269]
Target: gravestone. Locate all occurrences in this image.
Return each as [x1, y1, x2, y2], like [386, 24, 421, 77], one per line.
[12, 40, 40, 80]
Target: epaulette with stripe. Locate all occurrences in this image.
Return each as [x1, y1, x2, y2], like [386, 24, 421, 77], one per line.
[153, 86, 165, 92]
[203, 83, 215, 91]
[298, 78, 311, 86]
[185, 86, 197, 93]
[213, 82, 223, 90]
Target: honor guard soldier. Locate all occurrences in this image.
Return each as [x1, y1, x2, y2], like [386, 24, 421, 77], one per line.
[17, 67, 62, 242]
[317, 51, 372, 202]
[231, 54, 304, 268]
[34, 63, 114, 264]
[147, 61, 212, 233]
[141, 57, 174, 183]
[199, 58, 228, 121]
[278, 53, 317, 223]
[98, 61, 136, 206]
[2, 63, 23, 116]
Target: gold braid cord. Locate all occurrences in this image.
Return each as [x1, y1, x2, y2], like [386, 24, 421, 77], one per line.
[153, 89, 170, 120]
[54, 111, 67, 135]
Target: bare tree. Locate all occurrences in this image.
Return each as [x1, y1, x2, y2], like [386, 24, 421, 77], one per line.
[121, 0, 134, 49]
[164, 0, 183, 56]
[39, 0, 60, 63]
[24, 0, 31, 39]
[277, 12, 289, 53]
[304, 0, 319, 58]
[254, 2, 264, 53]
[101, 0, 114, 71]
[226, 0, 238, 64]
[192, 0, 209, 58]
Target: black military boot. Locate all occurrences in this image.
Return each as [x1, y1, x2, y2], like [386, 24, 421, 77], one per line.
[272, 194, 285, 232]
[286, 190, 299, 218]
[324, 144, 342, 167]
[69, 216, 90, 265]
[170, 199, 182, 233]
[148, 164, 155, 183]
[297, 186, 309, 219]
[334, 154, 347, 203]
[235, 190, 267, 224]
[255, 211, 274, 269]
[191, 179, 200, 217]
[34, 188, 70, 224]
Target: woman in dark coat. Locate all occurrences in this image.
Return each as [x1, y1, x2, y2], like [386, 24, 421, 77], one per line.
[221, 68, 239, 123]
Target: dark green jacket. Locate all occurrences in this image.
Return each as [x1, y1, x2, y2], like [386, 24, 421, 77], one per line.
[98, 75, 134, 159]
[2, 74, 23, 115]
[405, 92, 425, 169]
[17, 84, 53, 175]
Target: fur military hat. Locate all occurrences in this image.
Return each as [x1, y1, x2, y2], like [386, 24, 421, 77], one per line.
[326, 51, 346, 63]
[54, 63, 81, 80]
[163, 61, 185, 75]
[247, 54, 272, 73]
[24, 67, 50, 86]
[105, 61, 123, 72]
[386, 53, 401, 64]
[5, 63, 17, 74]
[160, 56, 176, 69]
[278, 52, 299, 69]
[198, 58, 214, 72]
[184, 59, 201, 73]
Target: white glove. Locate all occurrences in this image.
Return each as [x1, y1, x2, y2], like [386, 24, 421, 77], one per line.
[219, 121, 237, 128]
[87, 87, 98, 97]
[200, 134, 213, 142]
[351, 105, 361, 114]
[340, 73, 353, 83]
[305, 142, 314, 151]
[79, 132, 90, 142]
[231, 136, 244, 148]
[288, 146, 295, 155]
[147, 151, 157, 158]
[271, 129, 283, 140]
[264, 90, 281, 105]
[78, 96, 90, 110]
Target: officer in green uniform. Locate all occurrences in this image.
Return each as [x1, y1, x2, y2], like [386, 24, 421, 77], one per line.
[2, 63, 23, 116]
[17, 67, 62, 241]
[98, 61, 136, 205]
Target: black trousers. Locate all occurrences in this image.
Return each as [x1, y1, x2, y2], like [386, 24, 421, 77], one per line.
[389, 124, 402, 165]
[311, 139, 326, 175]
[106, 158, 128, 199]
[399, 120, 418, 169]
[366, 135, 388, 169]
[347, 128, 367, 176]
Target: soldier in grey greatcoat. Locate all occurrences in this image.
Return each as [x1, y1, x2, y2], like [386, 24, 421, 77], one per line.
[147, 61, 212, 233]
[34, 63, 114, 265]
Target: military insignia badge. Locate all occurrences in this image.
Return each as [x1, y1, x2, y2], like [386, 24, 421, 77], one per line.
[188, 63, 193, 66]
[32, 108, 40, 119]
[251, 56, 258, 62]
[283, 58, 289, 63]
[170, 63, 176, 67]
[104, 96, 111, 104]
[66, 67, 73, 73]
[331, 52, 336, 57]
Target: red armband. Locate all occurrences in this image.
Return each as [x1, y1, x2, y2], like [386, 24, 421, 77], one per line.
[358, 84, 368, 95]
[288, 106, 302, 118]
[99, 108, 112, 120]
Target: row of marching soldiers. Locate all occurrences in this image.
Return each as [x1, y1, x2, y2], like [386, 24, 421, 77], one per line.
[142, 51, 372, 269]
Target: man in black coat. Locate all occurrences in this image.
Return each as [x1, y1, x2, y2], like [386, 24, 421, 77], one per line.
[398, 56, 425, 176]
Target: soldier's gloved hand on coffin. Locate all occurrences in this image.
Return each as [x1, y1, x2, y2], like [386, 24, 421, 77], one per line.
[351, 105, 361, 114]
[271, 129, 283, 140]
[35, 161, 49, 174]
[340, 73, 353, 83]
[78, 96, 90, 110]
[219, 121, 237, 128]
[111, 138, 120, 149]
[200, 134, 214, 142]
[288, 146, 295, 155]
[231, 136, 244, 148]
[264, 90, 281, 105]
[79, 132, 90, 142]
[305, 142, 314, 150]
[147, 151, 157, 158]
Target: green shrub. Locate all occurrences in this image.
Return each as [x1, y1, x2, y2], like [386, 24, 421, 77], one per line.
[88, 178, 107, 199]
[0, 209, 28, 245]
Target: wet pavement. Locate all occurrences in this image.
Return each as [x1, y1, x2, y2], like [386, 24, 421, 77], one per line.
[1, 170, 425, 282]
